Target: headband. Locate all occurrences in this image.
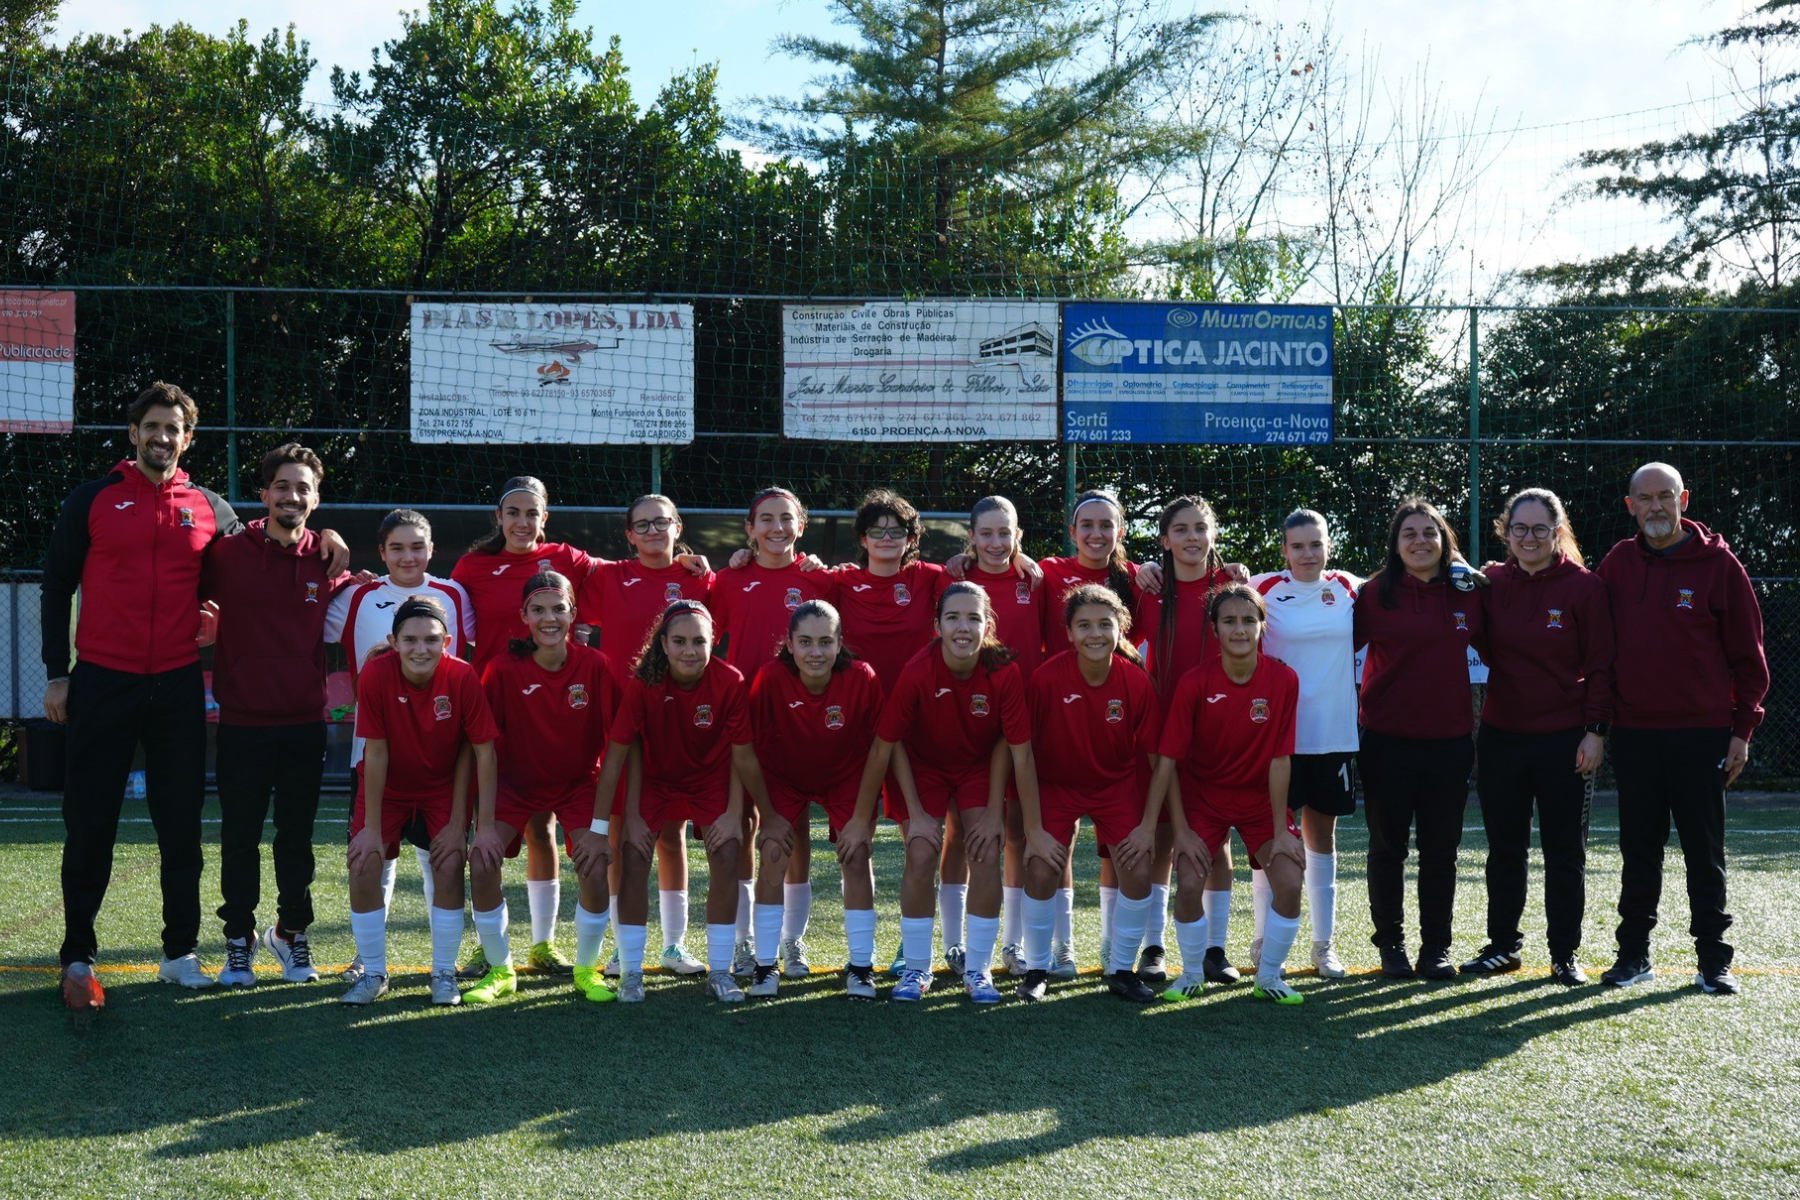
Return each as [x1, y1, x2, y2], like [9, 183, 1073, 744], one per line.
[1072, 495, 1120, 521]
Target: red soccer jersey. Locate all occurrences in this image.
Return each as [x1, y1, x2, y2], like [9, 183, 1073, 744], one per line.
[451, 542, 599, 674]
[1158, 655, 1298, 796]
[829, 561, 949, 692]
[354, 651, 499, 801]
[1027, 650, 1161, 794]
[877, 649, 1031, 776]
[481, 642, 620, 797]
[708, 559, 839, 675]
[578, 557, 715, 683]
[1133, 568, 1234, 698]
[965, 565, 1048, 680]
[1038, 556, 1141, 654]
[609, 657, 753, 798]
[749, 658, 885, 792]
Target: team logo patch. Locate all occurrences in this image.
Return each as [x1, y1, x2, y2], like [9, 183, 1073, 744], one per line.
[1250, 698, 1269, 723]
[784, 587, 802, 610]
[1677, 588, 1695, 610]
[970, 694, 990, 716]
[1106, 698, 1124, 723]
[537, 559, 552, 572]
[694, 703, 714, 728]
[665, 581, 683, 603]
[1452, 611, 1469, 631]
[304, 582, 320, 603]
[893, 583, 911, 607]
[567, 683, 588, 710]
[178, 507, 195, 529]
[1321, 588, 1336, 606]
[433, 695, 453, 721]
[824, 704, 845, 730]
[1016, 581, 1031, 605]
[1546, 608, 1564, 630]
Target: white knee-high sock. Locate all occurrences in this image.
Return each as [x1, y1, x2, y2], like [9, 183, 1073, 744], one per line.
[754, 902, 784, 967]
[1002, 886, 1024, 946]
[617, 923, 647, 975]
[1252, 869, 1272, 942]
[412, 846, 433, 907]
[782, 881, 813, 943]
[901, 916, 935, 973]
[707, 923, 734, 972]
[1174, 915, 1210, 979]
[472, 901, 511, 970]
[965, 914, 999, 975]
[1146, 883, 1170, 945]
[735, 880, 754, 940]
[1306, 849, 1337, 943]
[527, 878, 559, 945]
[939, 883, 967, 948]
[1259, 911, 1302, 984]
[350, 909, 387, 979]
[844, 908, 877, 968]
[1202, 889, 1231, 950]
[608, 896, 619, 953]
[1024, 894, 1056, 971]
[659, 889, 689, 948]
[574, 904, 610, 968]
[428, 905, 463, 974]
[1054, 887, 1074, 946]
[1099, 886, 1119, 943]
[1110, 892, 1151, 974]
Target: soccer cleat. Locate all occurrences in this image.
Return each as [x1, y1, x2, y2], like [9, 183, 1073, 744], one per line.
[731, 939, 757, 980]
[1050, 940, 1078, 980]
[1253, 974, 1305, 1005]
[264, 927, 318, 983]
[845, 963, 878, 1001]
[603, 947, 621, 978]
[465, 964, 517, 1004]
[218, 936, 257, 987]
[888, 946, 907, 978]
[1106, 969, 1158, 1004]
[340, 972, 389, 1006]
[780, 937, 812, 979]
[342, 954, 367, 985]
[1162, 971, 1206, 1003]
[1379, 944, 1415, 979]
[61, 962, 105, 1012]
[964, 970, 1002, 1004]
[1312, 940, 1347, 979]
[429, 967, 463, 1006]
[1416, 947, 1458, 980]
[157, 953, 216, 989]
[1551, 957, 1589, 987]
[747, 964, 780, 998]
[528, 941, 573, 975]
[572, 965, 617, 1003]
[456, 946, 490, 981]
[661, 943, 705, 976]
[617, 970, 646, 1003]
[1247, 936, 1264, 976]
[1136, 944, 1168, 987]
[945, 943, 967, 980]
[1000, 943, 1027, 976]
[705, 969, 746, 1003]
[1461, 945, 1522, 976]
[1696, 964, 1740, 995]
[1202, 946, 1240, 985]
[891, 968, 933, 1002]
[1017, 968, 1049, 1003]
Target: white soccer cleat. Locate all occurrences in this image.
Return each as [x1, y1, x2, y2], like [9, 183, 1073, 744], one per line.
[1312, 940, 1347, 979]
[340, 972, 389, 1006]
[1051, 939, 1079, 980]
[157, 953, 217, 989]
[660, 943, 705, 976]
[747, 964, 780, 998]
[430, 967, 462, 1006]
[706, 969, 746, 1003]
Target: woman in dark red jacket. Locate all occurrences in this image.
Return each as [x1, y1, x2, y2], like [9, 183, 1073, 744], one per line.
[1464, 488, 1614, 986]
[1353, 497, 1483, 980]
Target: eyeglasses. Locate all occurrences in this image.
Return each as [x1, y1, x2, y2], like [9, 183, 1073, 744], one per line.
[1508, 523, 1554, 540]
[630, 517, 675, 533]
[865, 527, 911, 542]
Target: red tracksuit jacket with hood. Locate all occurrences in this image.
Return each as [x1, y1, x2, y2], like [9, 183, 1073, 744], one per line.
[1476, 554, 1615, 735]
[1353, 570, 1484, 740]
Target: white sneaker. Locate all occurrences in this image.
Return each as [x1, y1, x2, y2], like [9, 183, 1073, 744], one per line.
[660, 943, 704, 976]
[429, 967, 462, 1006]
[603, 946, 621, 978]
[746, 964, 780, 998]
[1001, 943, 1027, 975]
[1312, 940, 1347, 979]
[263, 927, 319, 983]
[731, 939, 756, 979]
[218, 937, 257, 987]
[157, 953, 216, 989]
[618, 970, 646, 1002]
[780, 937, 812, 979]
[1051, 939, 1079, 980]
[341, 954, 366, 985]
[845, 963, 877, 1000]
[706, 969, 746, 1002]
[340, 972, 388, 1006]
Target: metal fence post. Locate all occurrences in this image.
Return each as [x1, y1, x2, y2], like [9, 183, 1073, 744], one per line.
[1063, 442, 1077, 554]
[225, 290, 239, 505]
[650, 445, 662, 495]
[1468, 306, 1480, 562]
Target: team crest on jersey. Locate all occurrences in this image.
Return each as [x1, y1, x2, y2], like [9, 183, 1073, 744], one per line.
[304, 582, 320, 603]
[178, 507, 195, 529]
[433, 695, 453, 721]
[784, 587, 802, 611]
[567, 683, 589, 709]
[537, 559, 552, 572]
[1677, 588, 1695, 610]
[1452, 611, 1469, 631]
[694, 703, 714, 728]
[1250, 698, 1270, 723]
[664, 581, 683, 603]
[1546, 608, 1564, 630]
[1321, 588, 1336, 606]
[970, 694, 990, 716]
[825, 704, 845, 730]
[893, 583, 912, 607]
[1016, 581, 1031, 605]
[1106, 698, 1124, 723]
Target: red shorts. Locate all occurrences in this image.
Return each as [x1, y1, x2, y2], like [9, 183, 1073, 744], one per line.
[1186, 785, 1300, 863]
[494, 780, 596, 857]
[641, 779, 730, 830]
[1038, 779, 1143, 850]
[351, 780, 457, 861]
[766, 774, 859, 841]
[887, 761, 992, 823]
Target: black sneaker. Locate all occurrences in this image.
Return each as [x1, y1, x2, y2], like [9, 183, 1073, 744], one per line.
[1201, 946, 1240, 985]
[1106, 969, 1158, 1004]
[1695, 964, 1740, 995]
[1550, 957, 1588, 987]
[1017, 968, 1048, 1003]
[1460, 945, 1522, 976]
[1379, 944, 1415, 978]
[1601, 953, 1654, 988]
[1417, 947, 1458, 980]
[1136, 944, 1168, 987]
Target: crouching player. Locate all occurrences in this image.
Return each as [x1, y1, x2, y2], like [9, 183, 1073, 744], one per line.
[1150, 584, 1306, 1005]
[343, 596, 498, 1006]
[1019, 586, 1163, 1003]
[469, 572, 627, 1005]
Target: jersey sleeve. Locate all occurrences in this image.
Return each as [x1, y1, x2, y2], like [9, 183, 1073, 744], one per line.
[1133, 670, 1163, 757]
[876, 667, 920, 743]
[608, 678, 648, 745]
[324, 585, 355, 645]
[1157, 670, 1200, 761]
[480, 658, 510, 736]
[354, 670, 389, 740]
[721, 673, 754, 746]
[995, 662, 1031, 745]
[40, 479, 101, 679]
[459, 667, 501, 744]
[1273, 666, 1299, 758]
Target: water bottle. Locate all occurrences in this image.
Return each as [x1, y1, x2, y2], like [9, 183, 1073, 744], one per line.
[125, 769, 147, 801]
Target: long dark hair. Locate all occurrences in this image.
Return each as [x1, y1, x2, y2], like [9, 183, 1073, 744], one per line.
[470, 476, 550, 554]
[1062, 584, 1144, 667]
[1153, 494, 1224, 691]
[932, 581, 1016, 672]
[1070, 490, 1135, 602]
[625, 493, 696, 559]
[1376, 496, 1462, 609]
[634, 599, 713, 685]
[775, 599, 860, 674]
[507, 570, 576, 657]
[1492, 487, 1584, 567]
[853, 488, 923, 568]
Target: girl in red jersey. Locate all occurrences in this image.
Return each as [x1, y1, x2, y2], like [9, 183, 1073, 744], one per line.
[578, 494, 715, 979]
[343, 596, 499, 1007]
[1149, 583, 1306, 1005]
[870, 581, 1038, 1004]
[745, 600, 888, 1000]
[467, 572, 627, 1006]
[1019, 586, 1162, 1004]
[1353, 497, 1485, 981]
[579, 600, 771, 1003]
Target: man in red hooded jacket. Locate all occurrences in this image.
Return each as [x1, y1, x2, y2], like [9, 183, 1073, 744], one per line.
[1595, 462, 1768, 995]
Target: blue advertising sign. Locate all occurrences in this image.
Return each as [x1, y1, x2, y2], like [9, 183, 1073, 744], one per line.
[1061, 302, 1333, 444]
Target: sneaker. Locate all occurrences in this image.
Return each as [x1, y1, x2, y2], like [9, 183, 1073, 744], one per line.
[747, 964, 780, 998]
[465, 964, 517, 1004]
[1162, 970, 1206, 1002]
[1247, 936, 1264, 976]
[340, 972, 389, 1006]
[1417, 947, 1458, 980]
[618, 970, 646, 1003]
[731, 939, 757, 980]
[705, 969, 746, 1003]
[61, 962, 105, 1012]
[341, 954, 367, 985]
[780, 938, 812, 979]
[1050, 940, 1078, 980]
[1136, 944, 1168, 987]
[1551, 957, 1588, 987]
[888, 946, 907, 978]
[264, 927, 318, 983]
[603, 946, 621, 978]
[1601, 953, 1654, 988]
[157, 953, 216, 990]
[660, 943, 705, 976]
[1379, 944, 1415, 979]
[218, 937, 257, 987]
[1202, 946, 1239, 985]
[1461, 945, 1522, 976]
[1253, 974, 1305, 1005]
[1017, 968, 1049, 1003]
[892, 968, 933, 1002]
[429, 966, 463, 1006]
[528, 941, 573, 975]
[945, 944, 967, 979]
[845, 963, 878, 1001]
[1312, 940, 1347, 979]
[572, 965, 616, 1003]
[1106, 969, 1158, 1004]
[1001, 943, 1027, 976]
[457, 945, 490, 981]
[964, 970, 1002, 1004]
[1696, 964, 1740, 995]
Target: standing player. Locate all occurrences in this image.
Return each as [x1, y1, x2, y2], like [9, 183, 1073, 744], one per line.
[202, 443, 352, 987]
[1249, 509, 1363, 980]
[1019, 586, 1162, 1003]
[342, 595, 498, 1006]
[1597, 463, 1766, 994]
[1151, 583, 1306, 1005]
[467, 572, 624, 1005]
[745, 601, 888, 999]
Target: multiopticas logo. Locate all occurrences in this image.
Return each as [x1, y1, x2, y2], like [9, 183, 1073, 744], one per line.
[1066, 314, 1330, 369]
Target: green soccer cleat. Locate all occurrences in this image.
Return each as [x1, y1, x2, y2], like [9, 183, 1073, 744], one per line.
[1162, 971, 1206, 1003]
[465, 964, 518, 1005]
[1253, 975, 1305, 1005]
[573, 965, 617, 1003]
[528, 941, 574, 975]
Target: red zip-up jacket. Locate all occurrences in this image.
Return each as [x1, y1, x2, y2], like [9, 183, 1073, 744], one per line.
[1353, 570, 1482, 739]
[1595, 518, 1768, 741]
[42, 459, 240, 678]
[1476, 555, 1615, 735]
[201, 520, 352, 726]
